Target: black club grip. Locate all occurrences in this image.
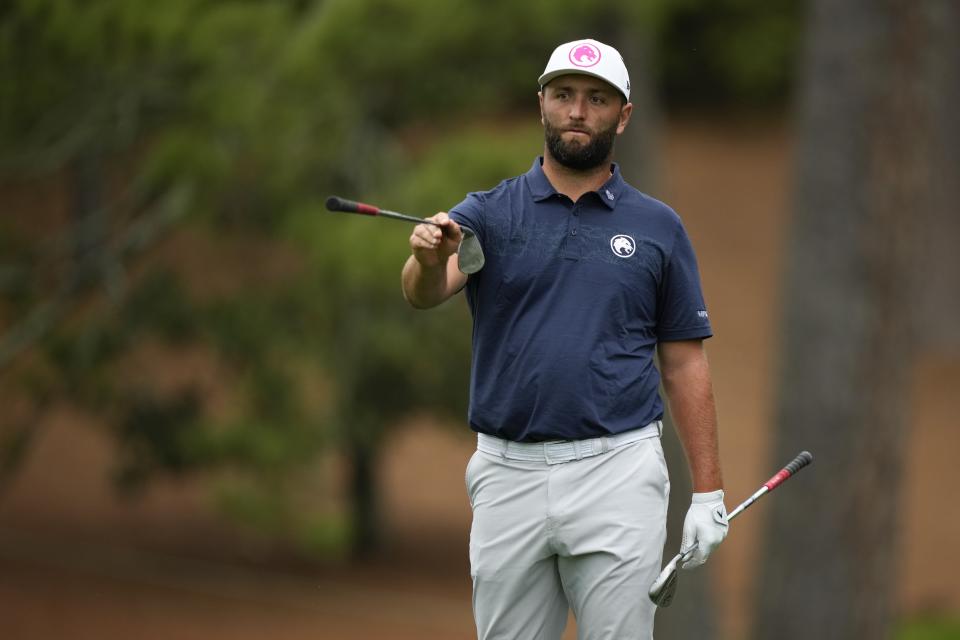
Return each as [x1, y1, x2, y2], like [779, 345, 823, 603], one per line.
[786, 451, 813, 475]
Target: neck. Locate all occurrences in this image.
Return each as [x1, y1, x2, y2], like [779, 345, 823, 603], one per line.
[541, 151, 613, 202]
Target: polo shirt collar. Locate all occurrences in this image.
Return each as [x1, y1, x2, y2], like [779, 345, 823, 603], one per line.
[526, 156, 626, 210]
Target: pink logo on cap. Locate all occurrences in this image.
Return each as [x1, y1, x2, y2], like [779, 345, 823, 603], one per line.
[569, 43, 601, 68]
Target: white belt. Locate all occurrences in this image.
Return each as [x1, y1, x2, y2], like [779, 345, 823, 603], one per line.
[476, 421, 662, 465]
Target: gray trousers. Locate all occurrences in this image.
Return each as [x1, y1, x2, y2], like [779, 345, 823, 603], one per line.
[466, 423, 669, 640]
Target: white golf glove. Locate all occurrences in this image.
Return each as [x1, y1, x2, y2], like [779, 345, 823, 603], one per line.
[680, 489, 729, 570]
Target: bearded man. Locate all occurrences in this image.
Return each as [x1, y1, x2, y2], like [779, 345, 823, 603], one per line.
[401, 39, 728, 640]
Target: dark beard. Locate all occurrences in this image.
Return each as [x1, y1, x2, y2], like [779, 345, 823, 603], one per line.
[544, 120, 618, 171]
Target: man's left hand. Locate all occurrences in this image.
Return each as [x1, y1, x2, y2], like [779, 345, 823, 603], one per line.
[680, 489, 728, 569]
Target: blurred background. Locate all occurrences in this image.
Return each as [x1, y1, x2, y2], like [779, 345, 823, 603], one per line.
[2, 1, 958, 639]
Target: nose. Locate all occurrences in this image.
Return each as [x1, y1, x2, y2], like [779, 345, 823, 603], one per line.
[568, 95, 588, 120]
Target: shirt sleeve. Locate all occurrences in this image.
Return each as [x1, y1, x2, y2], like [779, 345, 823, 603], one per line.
[449, 191, 486, 244]
[656, 220, 713, 341]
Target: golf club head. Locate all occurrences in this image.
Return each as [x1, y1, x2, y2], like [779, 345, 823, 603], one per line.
[649, 570, 679, 607]
[457, 228, 484, 274]
[649, 545, 697, 607]
[648, 555, 681, 607]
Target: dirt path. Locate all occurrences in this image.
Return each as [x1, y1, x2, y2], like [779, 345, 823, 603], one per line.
[0, 527, 476, 640]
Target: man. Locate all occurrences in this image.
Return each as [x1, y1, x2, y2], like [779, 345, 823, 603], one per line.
[401, 38, 727, 640]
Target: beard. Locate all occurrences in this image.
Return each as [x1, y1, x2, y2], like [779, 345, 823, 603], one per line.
[544, 118, 618, 171]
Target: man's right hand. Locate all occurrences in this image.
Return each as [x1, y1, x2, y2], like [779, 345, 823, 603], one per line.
[409, 212, 463, 269]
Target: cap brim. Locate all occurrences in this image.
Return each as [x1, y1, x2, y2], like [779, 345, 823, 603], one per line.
[538, 70, 628, 101]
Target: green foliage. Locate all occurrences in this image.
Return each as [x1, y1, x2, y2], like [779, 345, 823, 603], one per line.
[295, 511, 352, 558]
[0, 222, 34, 305]
[897, 618, 960, 640]
[311, 0, 575, 122]
[44, 322, 129, 408]
[113, 389, 204, 490]
[656, 0, 802, 108]
[386, 122, 543, 213]
[1, 0, 196, 169]
[121, 270, 198, 343]
[282, 201, 474, 435]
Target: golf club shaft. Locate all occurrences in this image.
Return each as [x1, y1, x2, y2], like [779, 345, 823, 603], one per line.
[673, 451, 812, 565]
[326, 196, 439, 226]
[726, 450, 812, 520]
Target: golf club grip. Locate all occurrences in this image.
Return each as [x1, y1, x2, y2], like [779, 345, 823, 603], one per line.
[764, 450, 813, 492]
[726, 450, 812, 521]
[326, 195, 379, 216]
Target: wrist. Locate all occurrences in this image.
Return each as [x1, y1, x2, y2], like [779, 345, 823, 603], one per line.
[691, 489, 724, 504]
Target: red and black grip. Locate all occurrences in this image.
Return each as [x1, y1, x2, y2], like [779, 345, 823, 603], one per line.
[764, 450, 813, 492]
[326, 196, 379, 215]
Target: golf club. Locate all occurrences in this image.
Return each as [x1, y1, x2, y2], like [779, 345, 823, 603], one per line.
[648, 450, 813, 607]
[325, 196, 485, 274]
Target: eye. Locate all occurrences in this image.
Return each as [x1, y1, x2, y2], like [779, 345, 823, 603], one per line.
[590, 95, 607, 105]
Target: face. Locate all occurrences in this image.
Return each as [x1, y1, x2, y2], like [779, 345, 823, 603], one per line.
[539, 74, 632, 171]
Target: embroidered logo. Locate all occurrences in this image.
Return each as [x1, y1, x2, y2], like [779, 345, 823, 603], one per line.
[610, 234, 635, 258]
[569, 43, 601, 68]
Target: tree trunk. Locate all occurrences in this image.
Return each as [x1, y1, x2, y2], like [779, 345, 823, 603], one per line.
[915, 1, 960, 350]
[349, 433, 382, 558]
[753, 1, 949, 638]
[614, 27, 661, 193]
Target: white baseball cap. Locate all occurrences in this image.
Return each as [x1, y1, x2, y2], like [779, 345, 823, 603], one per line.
[538, 39, 631, 101]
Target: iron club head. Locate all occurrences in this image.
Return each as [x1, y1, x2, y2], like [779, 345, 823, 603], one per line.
[648, 563, 680, 607]
[457, 227, 484, 274]
[648, 545, 696, 607]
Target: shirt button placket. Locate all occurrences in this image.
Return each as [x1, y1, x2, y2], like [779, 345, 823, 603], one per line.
[562, 204, 581, 260]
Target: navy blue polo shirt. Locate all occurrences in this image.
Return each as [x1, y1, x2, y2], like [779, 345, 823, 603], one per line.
[450, 157, 712, 442]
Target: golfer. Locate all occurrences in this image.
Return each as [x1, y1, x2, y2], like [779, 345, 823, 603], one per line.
[401, 38, 727, 639]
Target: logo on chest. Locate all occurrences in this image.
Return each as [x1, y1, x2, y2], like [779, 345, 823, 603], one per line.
[609, 234, 636, 258]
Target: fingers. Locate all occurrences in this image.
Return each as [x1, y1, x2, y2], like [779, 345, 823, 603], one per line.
[410, 220, 443, 250]
[680, 521, 701, 569]
[685, 531, 723, 568]
[409, 212, 461, 266]
[430, 212, 463, 242]
[410, 212, 463, 250]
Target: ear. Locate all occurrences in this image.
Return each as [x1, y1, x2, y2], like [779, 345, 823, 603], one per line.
[617, 101, 633, 134]
[538, 90, 545, 126]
